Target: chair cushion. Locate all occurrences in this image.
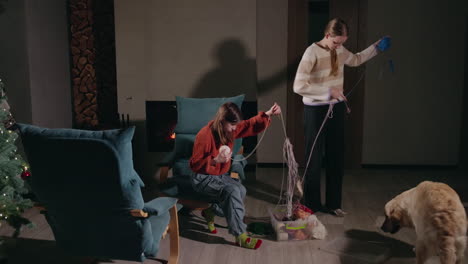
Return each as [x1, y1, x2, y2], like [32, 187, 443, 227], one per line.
[174, 94, 245, 134]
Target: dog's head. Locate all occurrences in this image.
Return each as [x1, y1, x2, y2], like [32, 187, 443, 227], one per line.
[381, 199, 409, 234]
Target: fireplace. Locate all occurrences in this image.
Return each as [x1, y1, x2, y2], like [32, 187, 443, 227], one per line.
[146, 101, 177, 152]
[146, 101, 258, 153]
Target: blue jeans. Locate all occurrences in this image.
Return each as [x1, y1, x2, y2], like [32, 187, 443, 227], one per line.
[191, 173, 247, 236]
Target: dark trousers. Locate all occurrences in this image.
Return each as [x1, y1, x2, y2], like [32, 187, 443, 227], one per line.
[303, 102, 345, 211]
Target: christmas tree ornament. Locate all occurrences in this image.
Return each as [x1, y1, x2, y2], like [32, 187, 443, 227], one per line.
[20, 170, 31, 180]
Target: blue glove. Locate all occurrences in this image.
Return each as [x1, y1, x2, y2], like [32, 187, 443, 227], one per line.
[377, 36, 391, 52]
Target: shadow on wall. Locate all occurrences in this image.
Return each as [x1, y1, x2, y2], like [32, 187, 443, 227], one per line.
[191, 38, 289, 99]
[191, 39, 257, 99]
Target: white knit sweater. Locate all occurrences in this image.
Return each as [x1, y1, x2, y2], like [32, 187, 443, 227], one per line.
[293, 43, 378, 106]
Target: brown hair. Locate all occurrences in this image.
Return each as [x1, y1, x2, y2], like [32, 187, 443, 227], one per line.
[324, 18, 348, 76]
[211, 102, 243, 145]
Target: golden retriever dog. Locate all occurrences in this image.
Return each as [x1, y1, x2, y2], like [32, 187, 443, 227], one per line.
[381, 181, 467, 264]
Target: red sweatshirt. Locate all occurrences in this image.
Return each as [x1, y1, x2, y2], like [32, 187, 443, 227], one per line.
[190, 112, 271, 175]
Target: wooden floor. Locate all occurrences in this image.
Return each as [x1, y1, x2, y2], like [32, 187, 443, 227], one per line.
[1, 167, 468, 264]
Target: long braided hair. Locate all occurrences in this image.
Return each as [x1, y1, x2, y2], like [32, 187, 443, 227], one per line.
[324, 18, 348, 76]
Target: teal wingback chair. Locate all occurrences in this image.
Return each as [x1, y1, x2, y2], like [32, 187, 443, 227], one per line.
[17, 124, 180, 263]
[159, 95, 248, 208]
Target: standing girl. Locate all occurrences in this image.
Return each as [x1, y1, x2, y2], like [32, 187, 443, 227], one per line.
[293, 18, 388, 216]
[190, 102, 281, 249]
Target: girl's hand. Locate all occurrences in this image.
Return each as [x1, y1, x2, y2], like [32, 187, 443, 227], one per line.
[219, 145, 232, 159]
[214, 154, 230, 164]
[330, 88, 347, 101]
[213, 146, 232, 164]
[266, 103, 281, 117]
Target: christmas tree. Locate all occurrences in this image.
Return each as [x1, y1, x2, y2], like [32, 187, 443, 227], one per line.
[0, 78, 33, 237]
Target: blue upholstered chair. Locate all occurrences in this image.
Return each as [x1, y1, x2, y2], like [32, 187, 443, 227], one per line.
[17, 124, 180, 263]
[159, 95, 248, 208]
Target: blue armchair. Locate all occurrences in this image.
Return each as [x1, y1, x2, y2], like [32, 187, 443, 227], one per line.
[159, 95, 248, 208]
[18, 124, 180, 263]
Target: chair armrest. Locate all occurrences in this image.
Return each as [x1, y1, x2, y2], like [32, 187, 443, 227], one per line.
[143, 197, 178, 216]
[230, 172, 239, 179]
[130, 209, 149, 218]
[160, 166, 171, 183]
[130, 197, 178, 217]
[237, 145, 244, 155]
[159, 151, 176, 183]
